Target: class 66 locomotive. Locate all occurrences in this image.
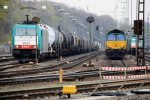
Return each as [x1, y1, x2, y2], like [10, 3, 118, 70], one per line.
[12, 16, 100, 62]
[105, 29, 127, 59]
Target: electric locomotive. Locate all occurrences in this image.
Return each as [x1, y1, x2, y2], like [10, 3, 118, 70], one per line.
[12, 21, 57, 61]
[128, 36, 143, 55]
[105, 29, 127, 59]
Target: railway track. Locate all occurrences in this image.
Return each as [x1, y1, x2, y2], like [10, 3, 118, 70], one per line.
[0, 68, 148, 85]
[0, 51, 100, 72]
[144, 55, 150, 63]
[0, 53, 147, 86]
[0, 79, 149, 99]
[0, 62, 32, 72]
[0, 51, 103, 79]
[127, 54, 150, 65]
[0, 57, 14, 62]
[0, 69, 121, 85]
[132, 53, 150, 63]
[106, 57, 128, 67]
[0, 55, 21, 71]
[1, 53, 148, 99]
[0, 60, 19, 67]
[0, 54, 14, 62]
[0, 54, 12, 58]
[0, 52, 93, 72]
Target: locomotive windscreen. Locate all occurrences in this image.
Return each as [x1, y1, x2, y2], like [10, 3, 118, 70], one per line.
[116, 34, 125, 40]
[16, 28, 36, 36]
[107, 34, 115, 40]
[107, 33, 125, 41]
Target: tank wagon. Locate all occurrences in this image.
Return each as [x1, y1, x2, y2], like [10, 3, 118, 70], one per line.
[12, 17, 99, 62]
[105, 29, 127, 59]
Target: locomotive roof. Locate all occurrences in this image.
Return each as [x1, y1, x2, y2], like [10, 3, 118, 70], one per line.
[108, 29, 124, 33]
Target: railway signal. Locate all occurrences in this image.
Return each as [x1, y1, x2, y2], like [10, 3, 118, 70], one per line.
[96, 25, 99, 61]
[134, 20, 143, 35]
[87, 16, 94, 66]
[134, 0, 145, 66]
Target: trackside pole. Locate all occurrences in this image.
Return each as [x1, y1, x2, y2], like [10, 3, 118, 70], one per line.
[125, 66, 127, 82]
[35, 24, 38, 65]
[145, 65, 147, 80]
[99, 65, 102, 85]
[59, 65, 63, 83]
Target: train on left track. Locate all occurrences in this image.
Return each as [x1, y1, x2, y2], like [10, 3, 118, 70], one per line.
[11, 16, 100, 62]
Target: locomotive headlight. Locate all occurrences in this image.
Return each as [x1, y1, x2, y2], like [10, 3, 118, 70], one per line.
[32, 45, 37, 49]
[33, 45, 37, 48]
[15, 45, 19, 48]
[108, 45, 111, 49]
[121, 45, 125, 49]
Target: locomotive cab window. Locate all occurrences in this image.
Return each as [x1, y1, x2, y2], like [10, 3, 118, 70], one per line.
[16, 28, 36, 36]
[107, 33, 125, 41]
[107, 34, 115, 41]
[116, 34, 125, 40]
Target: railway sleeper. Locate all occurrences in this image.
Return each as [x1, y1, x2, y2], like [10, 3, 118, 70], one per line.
[63, 77, 75, 81]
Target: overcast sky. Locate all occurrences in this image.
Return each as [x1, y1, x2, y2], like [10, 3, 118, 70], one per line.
[49, 0, 150, 24]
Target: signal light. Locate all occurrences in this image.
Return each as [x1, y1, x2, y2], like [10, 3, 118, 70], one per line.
[134, 20, 143, 35]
